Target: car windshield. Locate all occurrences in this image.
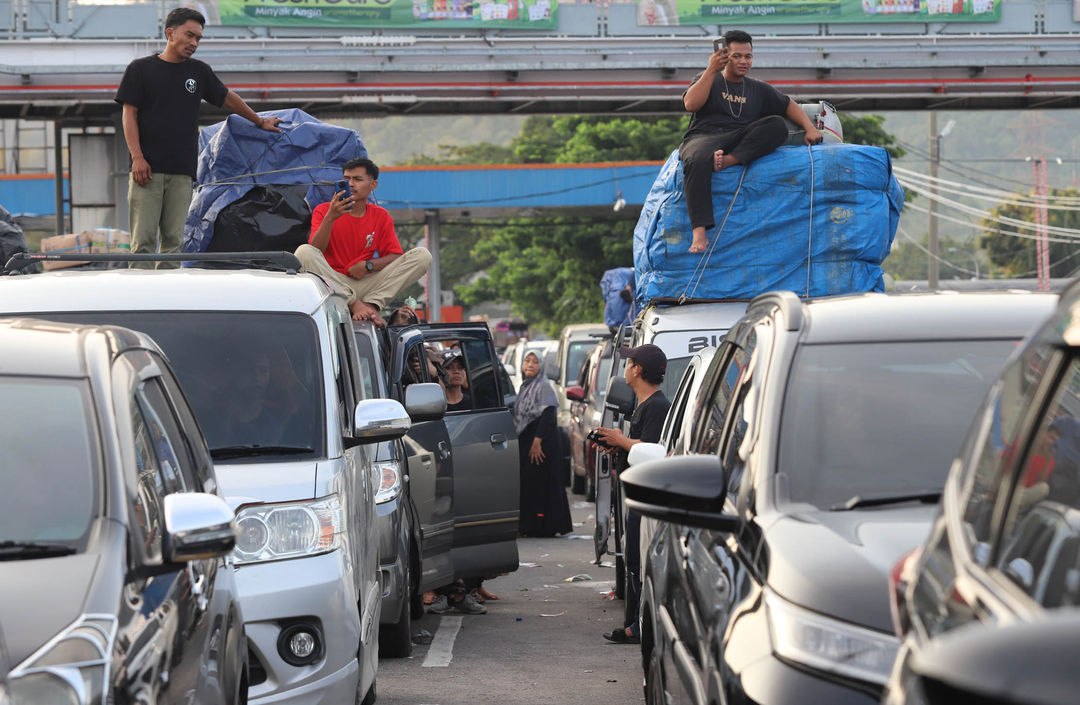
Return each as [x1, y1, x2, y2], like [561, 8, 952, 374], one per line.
[566, 341, 595, 384]
[778, 340, 1018, 510]
[41, 312, 325, 459]
[0, 378, 98, 549]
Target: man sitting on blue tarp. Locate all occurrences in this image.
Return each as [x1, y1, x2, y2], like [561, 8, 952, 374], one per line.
[681, 30, 823, 254]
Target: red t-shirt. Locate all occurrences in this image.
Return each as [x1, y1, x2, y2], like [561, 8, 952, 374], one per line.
[309, 202, 402, 276]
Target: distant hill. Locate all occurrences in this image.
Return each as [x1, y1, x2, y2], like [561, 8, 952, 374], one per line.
[334, 115, 527, 166]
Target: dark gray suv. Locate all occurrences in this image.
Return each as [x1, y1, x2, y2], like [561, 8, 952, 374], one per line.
[0, 318, 246, 705]
[620, 290, 1055, 705]
[885, 280, 1080, 705]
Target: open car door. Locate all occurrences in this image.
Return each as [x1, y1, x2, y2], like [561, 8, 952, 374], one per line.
[387, 326, 456, 593]
[419, 322, 520, 580]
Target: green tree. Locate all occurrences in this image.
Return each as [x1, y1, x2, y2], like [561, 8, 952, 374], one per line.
[980, 188, 1080, 278]
[838, 114, 906, 159]
[883, 236, 932, 282]
[402, 142, 518, 166]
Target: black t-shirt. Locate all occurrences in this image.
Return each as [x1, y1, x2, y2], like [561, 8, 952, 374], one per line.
[683, 74, 790, 140]
[616, 390, 671, 471]
[114, 55, 228, 178]
[446, 389, 473, 412]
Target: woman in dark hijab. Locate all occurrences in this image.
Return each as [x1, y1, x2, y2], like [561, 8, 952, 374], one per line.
[514, 351, 573, 537]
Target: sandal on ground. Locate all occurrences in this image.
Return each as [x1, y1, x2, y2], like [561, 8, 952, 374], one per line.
[602, 627, 640, 645]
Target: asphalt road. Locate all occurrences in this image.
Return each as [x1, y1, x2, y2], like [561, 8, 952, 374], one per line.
[372, 492, 644, 705]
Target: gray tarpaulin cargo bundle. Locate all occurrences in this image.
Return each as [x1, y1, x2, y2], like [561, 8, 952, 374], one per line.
[184, 108, 367, 257]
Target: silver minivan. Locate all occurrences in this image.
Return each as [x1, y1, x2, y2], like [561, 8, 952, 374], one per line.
[1, 263, 407, 705]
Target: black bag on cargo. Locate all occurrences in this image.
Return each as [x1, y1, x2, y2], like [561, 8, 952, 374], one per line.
[208, 185, 312, 254]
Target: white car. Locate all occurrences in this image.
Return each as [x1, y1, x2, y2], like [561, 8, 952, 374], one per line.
[1, 261, 407, 705]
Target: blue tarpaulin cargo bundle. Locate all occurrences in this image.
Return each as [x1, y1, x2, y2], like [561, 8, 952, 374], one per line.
[601, 267, 637, 329]
[184, 108, 367, 254]
[633, 144, 904, 304]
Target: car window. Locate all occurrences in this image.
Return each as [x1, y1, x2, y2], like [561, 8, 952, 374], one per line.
[658, 355, 692, 403]
[695, 343, 751, 456]
[959, 343, 1053, 563]
[130, 399, 179, 565]
[566, 341, 594, 385]
[38, 311, 325, 459]
[994, 356, 1080, 607]
[140, 377, 200, 492]
[0, 378, 98, 548]
[353, 332, 383, 399]
[779, 339, 1018, 511]
[459, 338, 501, 410]
[156, 365, 218, 495]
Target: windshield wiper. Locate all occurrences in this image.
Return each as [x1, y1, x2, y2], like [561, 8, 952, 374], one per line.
[210, 445, 315, 460]
[830, 490, 942, 512]
[0, 540, 77, 560]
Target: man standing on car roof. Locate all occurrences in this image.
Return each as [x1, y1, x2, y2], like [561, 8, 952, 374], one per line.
[594, 343, 671, 645]
[681, 29, 822, 255]
[114, 7, 282, 269]
[295, 157, 432, 326]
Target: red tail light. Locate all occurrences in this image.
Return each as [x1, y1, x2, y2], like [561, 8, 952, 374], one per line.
[889, 547, 921, 638]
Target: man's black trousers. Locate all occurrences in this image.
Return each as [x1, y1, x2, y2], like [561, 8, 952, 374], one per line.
[679, 115, 788, 231]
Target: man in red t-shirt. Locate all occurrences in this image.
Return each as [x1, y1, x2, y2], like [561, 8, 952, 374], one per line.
[295, 157, 431, 325]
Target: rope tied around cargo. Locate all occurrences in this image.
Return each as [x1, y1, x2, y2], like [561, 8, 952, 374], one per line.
[678, 166, 749, 304]
[193, 165, 341, 191]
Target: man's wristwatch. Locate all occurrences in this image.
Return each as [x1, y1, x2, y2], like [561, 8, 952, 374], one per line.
[365, 260, 375, 273]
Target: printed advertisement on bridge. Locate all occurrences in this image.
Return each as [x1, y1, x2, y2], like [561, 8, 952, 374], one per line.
[208, 0, 556, 28]
[636, 0, 1000, 24]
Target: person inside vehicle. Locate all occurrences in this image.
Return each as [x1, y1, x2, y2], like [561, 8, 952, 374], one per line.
[680, 30, 822, 254]
[594, 344, 671, 644]
[388, 303, 420, 327]
[441, 349, 473, 411]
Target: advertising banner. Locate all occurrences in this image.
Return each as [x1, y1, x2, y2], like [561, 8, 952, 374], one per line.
[637, 0, 999, 25]
[211, 0, 557, 28]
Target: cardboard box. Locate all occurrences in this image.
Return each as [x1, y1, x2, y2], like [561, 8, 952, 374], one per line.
[40, 231, 92, 270]
[90, 228, 131, 254]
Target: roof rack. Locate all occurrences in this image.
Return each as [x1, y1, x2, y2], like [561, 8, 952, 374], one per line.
[645, 296, 754, 307]
[2, 251, 302, 275]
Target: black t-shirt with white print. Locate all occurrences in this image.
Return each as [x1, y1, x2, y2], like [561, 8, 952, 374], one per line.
[114, 55, 228, 179]
[682, 73, 790, 140]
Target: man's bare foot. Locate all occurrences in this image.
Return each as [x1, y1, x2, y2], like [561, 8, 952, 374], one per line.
[349, 299, 386, 327]
[477, 585, 500, 601]
[689, 227, 709, 254]
[713, 149, 726, 171]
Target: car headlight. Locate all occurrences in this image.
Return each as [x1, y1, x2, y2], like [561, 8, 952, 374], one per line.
[765, 589, 899, 686]
[233, 495, 344, 565]
[8, 614, 116, 705]
[373, 460, 402, 505]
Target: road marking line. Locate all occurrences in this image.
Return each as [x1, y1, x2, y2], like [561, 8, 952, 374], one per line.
[422, 615, 463, 668]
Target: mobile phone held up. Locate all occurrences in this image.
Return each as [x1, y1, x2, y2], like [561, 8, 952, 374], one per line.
[712, 38, 728, 55]
[336, 179, 353, 210]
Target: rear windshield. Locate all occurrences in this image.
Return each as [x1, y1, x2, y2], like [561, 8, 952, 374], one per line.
[38, 312, 325, 460]
[0, 378, 99, 549]
[566, 341, 595, 384]
[778, 340, 1017, 510]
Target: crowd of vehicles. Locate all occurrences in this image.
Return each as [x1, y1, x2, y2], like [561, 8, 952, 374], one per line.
[0, 252, 521, 704]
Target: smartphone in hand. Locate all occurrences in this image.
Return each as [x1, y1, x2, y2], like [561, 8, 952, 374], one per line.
[712, 38, 728, 55]
[336, 179, 353, 210]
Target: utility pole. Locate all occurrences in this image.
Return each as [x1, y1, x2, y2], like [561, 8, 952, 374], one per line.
[424, 209, 442, 322]
[1032, 157, 1050, 292]
[927, 113, 955, 291]
[928, 112, 938, 289]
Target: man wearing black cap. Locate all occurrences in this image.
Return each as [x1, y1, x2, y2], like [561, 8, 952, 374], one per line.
[594, 343, 671, 644]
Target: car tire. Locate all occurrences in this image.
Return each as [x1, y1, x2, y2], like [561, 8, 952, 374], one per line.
[571, 471, 585, 495]
[644, 641, 665, 705]
[379, 577, 413, 658]
[360, 678, 377, 705]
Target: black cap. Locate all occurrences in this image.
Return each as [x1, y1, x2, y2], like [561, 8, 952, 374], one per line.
[442, 349, 464, 366]
[619, 343, 667, 381]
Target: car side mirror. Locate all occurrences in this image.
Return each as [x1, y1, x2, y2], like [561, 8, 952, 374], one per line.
[604, 377, 635, 418]
[404, 382, 447, 422]
[352, 398, 411, 443]
[621, 454, 737, 533]
[162, 492, 237, 563]
[543, 350, 559, 382]
[566, 385, 586, 402]
[906, 614, 1080, 705]
[627, 442, 666, 466]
